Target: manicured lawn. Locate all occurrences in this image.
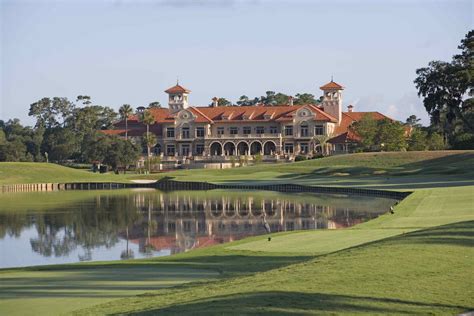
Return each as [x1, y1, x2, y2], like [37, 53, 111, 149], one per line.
[75, 221, 474, 315]
[0, 265, 218, 316]
[0, 162, 134, 185]
[0, 151, 473, 315]
[1, 151, 474, 190]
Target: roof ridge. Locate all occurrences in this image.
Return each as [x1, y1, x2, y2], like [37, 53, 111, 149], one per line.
[306, 104, 337, 122]
[189, 106, 214, 123]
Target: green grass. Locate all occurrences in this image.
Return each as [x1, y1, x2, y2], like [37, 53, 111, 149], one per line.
[75, 221, 474, 315]
[0, 266, 218, 316]
[0, 151, 473, 315]
[1, 151, 474, 190]
[0, 162, 135, 185]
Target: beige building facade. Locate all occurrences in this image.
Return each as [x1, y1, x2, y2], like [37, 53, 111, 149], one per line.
[105, 80, 391, 168]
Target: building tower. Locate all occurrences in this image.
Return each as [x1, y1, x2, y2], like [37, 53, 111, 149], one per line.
[320, 79, 344, 124]
[165, 82, 191, 113]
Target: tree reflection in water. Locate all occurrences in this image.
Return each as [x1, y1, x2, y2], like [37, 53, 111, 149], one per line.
[0, 190, 396, 266]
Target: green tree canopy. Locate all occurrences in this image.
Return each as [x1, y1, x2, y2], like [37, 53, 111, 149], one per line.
[414, 30, 474, 142]
[148, 102, 161, 108]
[294, 93, 317, 105]
[28, 97, 75, 128]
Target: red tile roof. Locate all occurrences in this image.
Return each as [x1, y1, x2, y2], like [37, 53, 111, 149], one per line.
[101, 129, 126, 136]
[193, 104, 337, 123]
[320, 80, 344, 90]
[164, 84, 191, 94]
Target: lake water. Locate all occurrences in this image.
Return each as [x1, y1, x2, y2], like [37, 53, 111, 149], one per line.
[0, 189, 397, 268]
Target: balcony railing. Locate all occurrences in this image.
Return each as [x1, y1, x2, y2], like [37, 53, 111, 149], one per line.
[206, 133, 282, 139]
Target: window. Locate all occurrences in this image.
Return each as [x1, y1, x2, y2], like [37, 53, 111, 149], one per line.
[166, 144, 175, 156]
[196, 127, 205, 138]
[182, 127, 190, 139]
[284, 143, 294, 153]
[181, 144, 190, 156]
[243, 126, 251, 135]
[196, 144, 205, 155]
[315, 125, 324, 135]
[300, 143, 309, 154]
[300, 124, 309, 137]
[229, 127, 238, 135]
[166, 127, 175, 138]
[269, 126, 278, 134]
[285, 126, 293, 136]
[217, 127, 225, 135]
[255, 126, 265, 134]
[183, 221, 192, 232]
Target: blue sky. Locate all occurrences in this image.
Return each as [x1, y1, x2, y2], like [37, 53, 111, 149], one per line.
[1, 0, 472, 126]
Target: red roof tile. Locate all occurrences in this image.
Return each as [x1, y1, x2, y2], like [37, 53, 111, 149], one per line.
[164, 84, 191, 94]
[193, 104, 337, 123]
[320, 80, 344, 90]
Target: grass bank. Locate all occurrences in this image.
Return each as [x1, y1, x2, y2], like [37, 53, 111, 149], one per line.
[0, 151, 473, 315]
[1, 151, 473, 190]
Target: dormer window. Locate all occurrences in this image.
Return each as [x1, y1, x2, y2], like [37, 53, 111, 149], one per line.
[242, 114, 249, 120]
[263, 113, 273, 120]
[222, 112, 233, 120]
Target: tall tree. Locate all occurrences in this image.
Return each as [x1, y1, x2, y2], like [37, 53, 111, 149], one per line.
[119, 104, 133, 140]
[376, 119, 407, 151]
[294, 93, 317, 105]
[414, 31, 474, 138]
[140, 109, 156, 172]
[405, 115, 422, 128]
[28, 97, 74, 128]
[237, 95, 252, 106]
[352, 114, 379, 151]
[148, 102, 161, 108]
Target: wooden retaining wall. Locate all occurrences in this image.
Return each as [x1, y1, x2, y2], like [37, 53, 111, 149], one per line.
[1, 183, 61, 193]
[0, 182, 152, 193]
[1, 180, 411, 200]
[154, 180, 411, 200]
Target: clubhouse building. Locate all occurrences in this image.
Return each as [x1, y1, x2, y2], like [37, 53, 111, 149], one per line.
[104, 80, 391, 168]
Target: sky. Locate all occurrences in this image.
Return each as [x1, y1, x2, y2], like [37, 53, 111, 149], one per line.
[1, 0, 472, 126]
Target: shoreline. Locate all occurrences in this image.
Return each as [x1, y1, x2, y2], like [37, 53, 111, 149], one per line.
[0, 179, 411, 200]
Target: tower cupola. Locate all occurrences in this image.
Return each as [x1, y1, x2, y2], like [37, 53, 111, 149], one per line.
[165, 82, 191, 113]
[320, 79, 344, 124]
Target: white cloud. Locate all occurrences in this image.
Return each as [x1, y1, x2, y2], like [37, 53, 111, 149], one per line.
[351, 91, 429, 126]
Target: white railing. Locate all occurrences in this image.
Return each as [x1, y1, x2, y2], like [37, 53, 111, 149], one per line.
[206, 133, 281, 140]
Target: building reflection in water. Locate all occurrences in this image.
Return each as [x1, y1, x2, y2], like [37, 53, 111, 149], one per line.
[0, 189, 396, 266]
[129, 190, 393, 255]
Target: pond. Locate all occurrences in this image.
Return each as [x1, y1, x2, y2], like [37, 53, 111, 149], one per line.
[0, 189, 397, 268]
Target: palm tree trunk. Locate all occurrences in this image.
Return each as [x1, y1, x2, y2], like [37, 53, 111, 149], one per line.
[125, 118, 128, 140]
[147, 124, 151, 173]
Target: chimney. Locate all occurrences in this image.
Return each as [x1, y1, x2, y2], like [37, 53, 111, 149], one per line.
[347, 104, 354, 112]
[288, 96, 294, 106]
[212, 97, 219, 107]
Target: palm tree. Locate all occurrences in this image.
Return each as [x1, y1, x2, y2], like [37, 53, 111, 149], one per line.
[119, 104, 133, 140]
[140, 109, 156, 172]
[312, 134, 333, 156]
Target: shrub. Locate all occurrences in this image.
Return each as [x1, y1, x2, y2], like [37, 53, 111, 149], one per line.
[295, 155, 307, 162]
[451, 133, 474, 149]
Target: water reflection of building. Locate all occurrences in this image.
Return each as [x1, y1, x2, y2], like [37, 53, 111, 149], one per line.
[128, 193, 378, 255]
